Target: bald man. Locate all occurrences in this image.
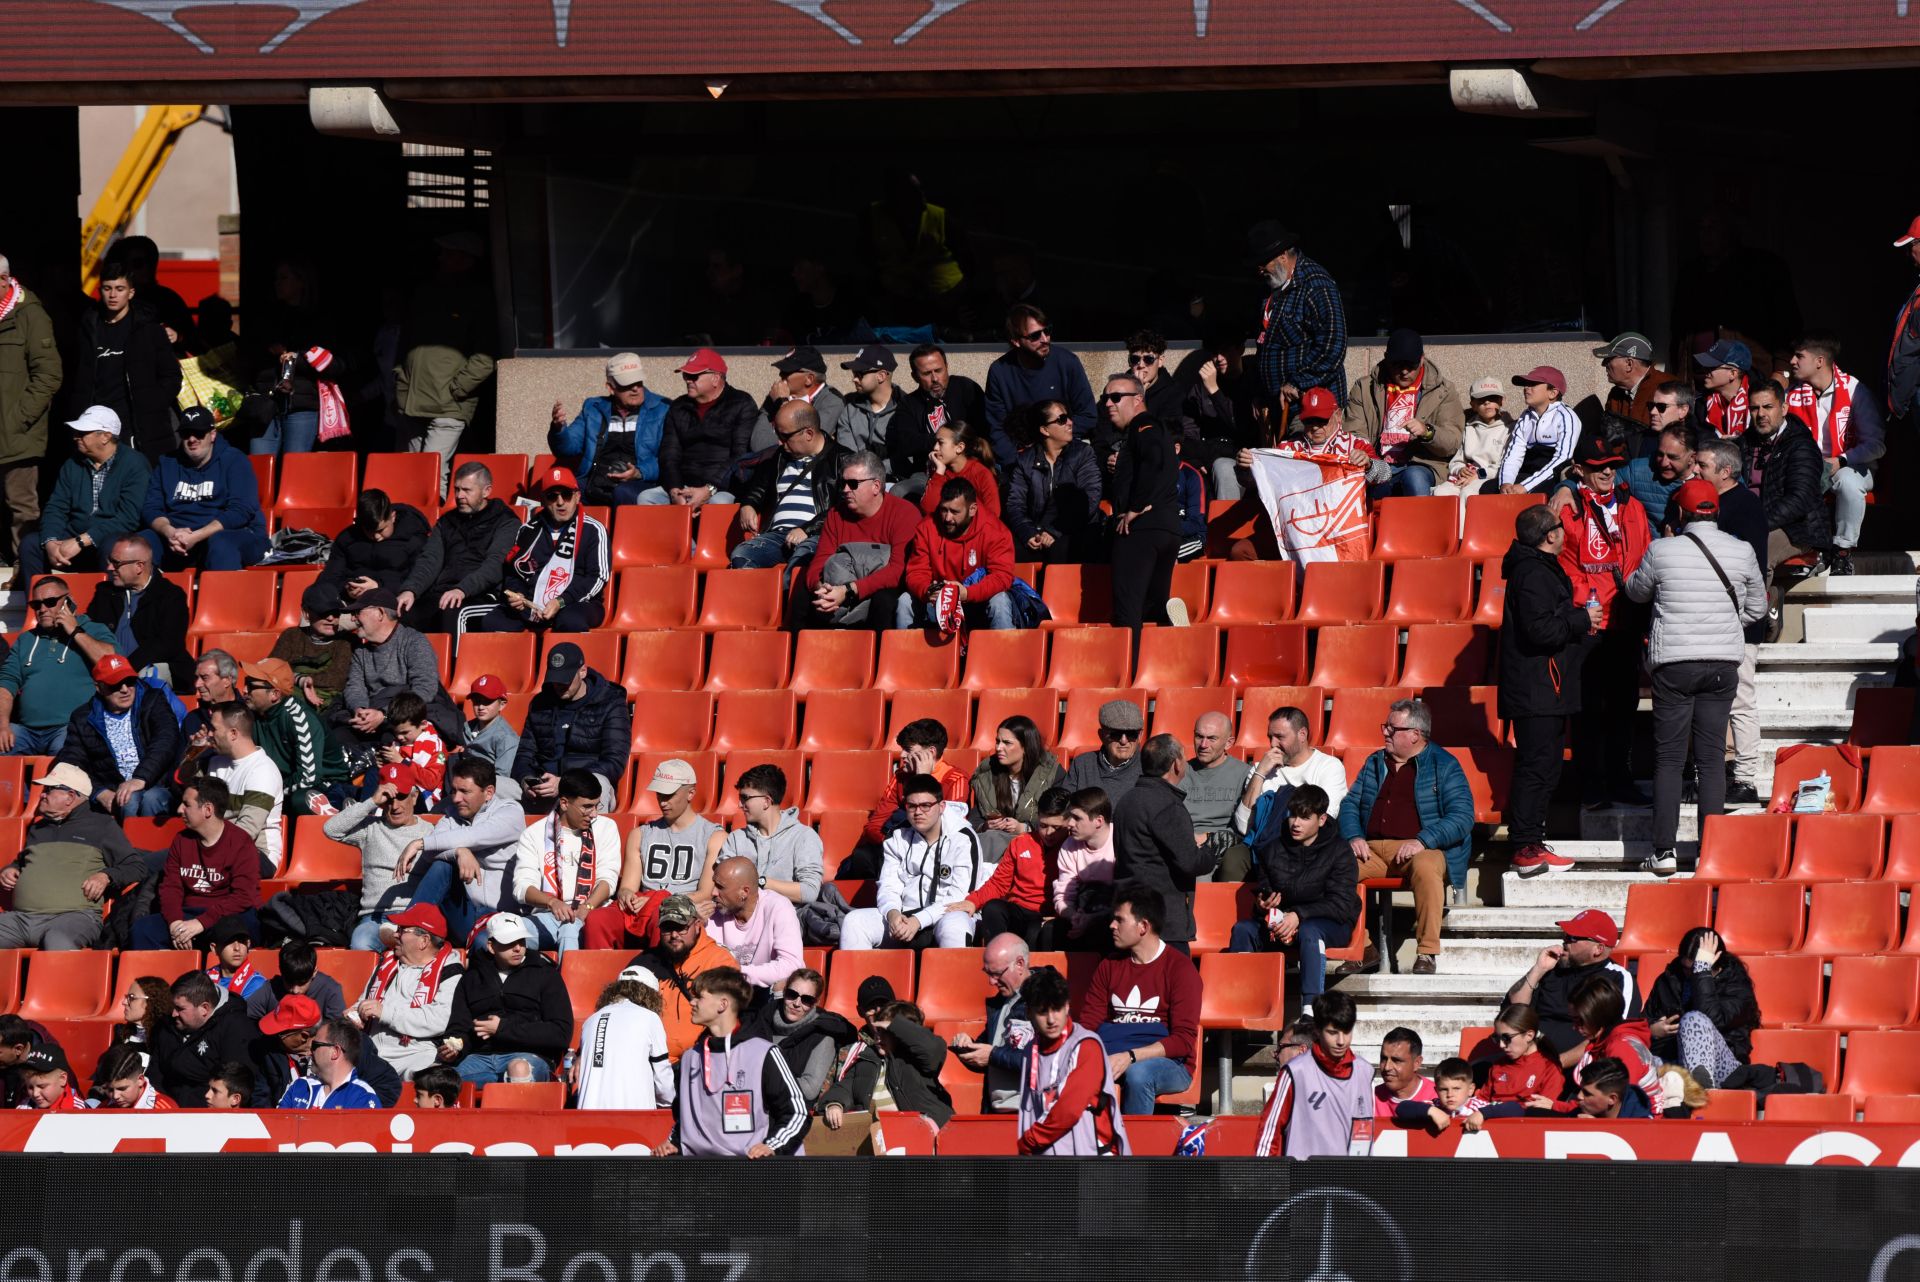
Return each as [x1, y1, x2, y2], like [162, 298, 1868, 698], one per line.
[704, 855, 805, 993]
[1187, 712, 1254, 881]
[951, 933, 1035, 1112]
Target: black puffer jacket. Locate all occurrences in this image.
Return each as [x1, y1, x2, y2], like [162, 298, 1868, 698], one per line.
[1497, 540, 1593, 719]
[1645, 956, 1760, 1064]
[58, 685, 184, 790]
[151, 997, 257, 1108]
[1250, 818, 1360, 931]
[514, 670, 632, 784]
[400, 497, 521, 601]
[736, 439, 851, 536]
[446, 950, 574, 1066]
[315, 503, 433, 601]
[1740, 420, 1831, 551]
[658, 384, 761, 492]
[821, 1016, 955, 1128]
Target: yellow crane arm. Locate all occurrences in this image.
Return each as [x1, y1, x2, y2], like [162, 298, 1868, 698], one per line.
[79, 104, 206, 294]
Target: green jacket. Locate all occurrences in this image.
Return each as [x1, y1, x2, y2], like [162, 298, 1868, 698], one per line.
[394, 278, 495, 424]
[41, 447, 150, 547]
[0, 617, 118, 731]
[255, 692, 350, 814]
[0, 288, 62, 466]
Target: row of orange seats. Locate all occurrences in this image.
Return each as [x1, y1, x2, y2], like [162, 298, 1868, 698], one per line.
[1618, 879, 1920, 962]
[1768, 745, 1920, 815]
[1695, 813, 1920, 884]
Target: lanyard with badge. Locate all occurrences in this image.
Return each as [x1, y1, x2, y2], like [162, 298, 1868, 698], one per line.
[703, 1033, 754, 1134]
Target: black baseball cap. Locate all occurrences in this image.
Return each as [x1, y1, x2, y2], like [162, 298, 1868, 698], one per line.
[179, 406, 218, 438]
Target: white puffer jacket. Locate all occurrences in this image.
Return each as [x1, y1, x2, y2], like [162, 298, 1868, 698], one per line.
[1624, 521, 1767, 667]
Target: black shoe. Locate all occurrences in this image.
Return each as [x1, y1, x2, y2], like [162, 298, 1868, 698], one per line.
[1609, 782, 1652, 808]
[1829, 548, 1855, 577]
[1725, 781, 1761, 805]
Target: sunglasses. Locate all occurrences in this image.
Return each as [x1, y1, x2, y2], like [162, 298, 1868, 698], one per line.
[29, 596, 68, 611]
[775, 427, 812, 443]
[1650, 402, 1678, 412]
[1103, 727, 1141, 741]
[1038, 415, 1072, 428]
[838, 476, 876, 489]
[1126, 353, 1159, 366]
[1020, 328, 1051, 342]
[311, 1041, 338, 1051]
[783, 991, 819, 1007]
[1102, 392, 1136, 405]
[98, 679, 138, 693]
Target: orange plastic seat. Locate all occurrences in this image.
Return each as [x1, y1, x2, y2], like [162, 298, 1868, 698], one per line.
[1838, 1031, 1920, 1108]
[1384, 557, 1474, 625]
[1472, 558, 1507, 627]
[1460, 492, 1543, 560]
[265, 568, 322, 632]
[936, 1114, 1017, 1155]
[1370, 496, 1461, 562]
[1800, 880, 1901, 956]
[1849, 686, 1915, 748]
[609, 505, 693, 568]
[1198, 950, 1284, 1030]
[717, 751, 805, 816]
[363, 453, 441, 516]
[690, 504, 744, 572]
[1307, 623, 1399, 689]
[283, 821, 364, 882]
[422, 633, 452, 686]
[1767, 744, 1863, 813]
[1133, 624, 1220, 692]
[1192, 882, 1255, 955]
[626, 752, 718, 818]
[1809, 955, 1920, 1030]
[274, 452, 357, 515]
[1863, 1095, 1920, 1123]
[480, 1081, 567, 1110]
[1168, 561, 1212, 622]
[314, 949, 377, 1002]
[698, 567, 783, 630]
[0, 950, 22, 1014]
[546, 631, 620, 682]
[886, 689, 972, 750]
[1398, 623, 1493, 687]
[1762, 1092, 1855, 1123]
[1295, 560, 1385, 625]
[1057, 688, 1145, 758]
[449, 453, 528, 502]
[192, 631, 273, 664]
[1693, 813, 1791, 882]
[798, 689, 887, 752]
[1150, 687, 1234, 741]
[611, 566, 699, 631]
[1039, 564, 1112, 627]
[1616, 881, 1713, 956]
[710, 690, 798, 754]
[1750, 1029, 1841, 1088]
[1700, 1089, 1758, 1121]
[1232, 687, 1324, 754]
[875, 630, 961, 692]
[1458, 1026, 1497, 1061]
[914, 948, 994, 1024]
[0, 759, 30, 816]
[1457, 744, 1512, 822]
[972, 688, 1061, 750]
[1887, 814, 1920, 888]
[1322, 687, 1415, 755]
[1205, 561, 1296, 625]
[1787, 814, 1885, 882]
[1044, 626, 1132, 690]
[248, 454, 277, 515]
[630, 690, 714, 753]
[620, 630, 706, 695]
[189, 570, 277, 635]
[111, 950, 201, 993]
[560, 952, 631, 1021]
[17, 951, 114, 1020]
[704, 630, 792, 693]
[1221, 624, 1309, 690]
[960, 629, 1047, 693]
[1418, 685, 1502, 748]
[804, 751, 892, 819]
[815, 810, 868, 878]
[824, 950, 916, 1022]
[1740, 953, 1823, 1028]
[448, 632, 536, 700]
[1711, 881, 1805, 956]
[1859, 745, 1920, 814]
[790, 631, 875, 693]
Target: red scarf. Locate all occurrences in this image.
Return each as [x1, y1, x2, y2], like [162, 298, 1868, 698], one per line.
[541, 814, 599, 905]
[305, 346, 352, 443]
[208, 961, 256, 995]
[373, 943, 456, 1009]
[1785, 371, 1854, 458]
[0, 278, 22, 325]
[1706, 379, 1749, 438]
[1310, 1041, 1355, 1080]
[1378, 367, 1423, 464]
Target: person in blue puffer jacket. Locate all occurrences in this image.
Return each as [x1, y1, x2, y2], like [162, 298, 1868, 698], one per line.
[547, 353, 667, 506]
[140, 408, 269, 570]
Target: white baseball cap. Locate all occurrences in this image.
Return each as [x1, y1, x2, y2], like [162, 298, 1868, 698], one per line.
[606, 353, 646, 387]
[617, 965, 661, 991]
[488, 914, 532, 945]
[67, 405, 122, 436]
[32, 762, 92, 795]
[648, 758, 699, 793]
[1469, 377, 1505, 401]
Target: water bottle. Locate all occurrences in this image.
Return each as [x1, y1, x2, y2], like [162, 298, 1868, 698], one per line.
[1586, 589, 1601, 628]
[561, 1049, 576, 1085]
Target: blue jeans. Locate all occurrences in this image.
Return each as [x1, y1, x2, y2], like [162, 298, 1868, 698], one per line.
[140, 528, 271, 571]
[4, 723, 67, 756]
[895, 590, 1015, 630]
[456, 1052, 555, 1085]
[1117, 1055, 1193, 1115]
[119, 783, 175, 817]
[407, 858, 484, 944]
[729, 528, 817, 570]
[251, 409, 319, 456]
[526, 909, 584, 955]
[1228, 915, 1342, 999]
[1369, 463, 1434, 499]
[130, 907, 260, 950]
[636, 487, 735, 506]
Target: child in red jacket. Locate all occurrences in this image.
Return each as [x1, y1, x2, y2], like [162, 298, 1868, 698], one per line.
[954, 788, 1070, 945]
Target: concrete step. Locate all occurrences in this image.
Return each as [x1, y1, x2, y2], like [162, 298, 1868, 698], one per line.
[1426, 936, 1567, 974]
[1351, 1007, 1487, 1057]
[1802, 605, 1914, 644]
[1759, 707, 1850, 736]
[1790, 574, 1917, 605]
[1499, 868, 1671, 909]
[1335, 972, 1512, 1000]
[1444, 906, 1583, 935]
[1753, 671, 1891, 710]
[1757, 641, 1900, 669]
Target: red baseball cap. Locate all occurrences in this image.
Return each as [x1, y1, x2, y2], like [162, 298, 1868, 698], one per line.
[676, 347, 728, 377]
[1297, 386, 1339, 422]
[1512, 365, 1568, 395]
[387, 903, 448, 938]
[258, 994, 323, 1036]
[538, 466, 579, 494]
[1555, 909, 1620, 948]
[1895, 215, 1920, 248]
[469, 674, 508, 701]
[91, 654, 136, 685]
[1672, 478, 1721, 518]
[380, 761, 418, 793]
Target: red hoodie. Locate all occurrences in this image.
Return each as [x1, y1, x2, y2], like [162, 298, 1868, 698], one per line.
[1553, 1018, 1663, 1116]
[904, 511, 1017, 603]
[963, 833, 1057, 913]
[157, 821, 261, 927]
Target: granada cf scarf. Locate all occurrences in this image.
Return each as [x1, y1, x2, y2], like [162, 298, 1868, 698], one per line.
[1785, 372, 1855, 458]
[304, 347, 353, 443]
[541, 813, 598, 905]
[207, 961, 257, 995]
[510, 511, 583, 609]
[1706, 379, 1749, 438]
[1378, 368, 1423, 464]
[372, 943, 457, 1009]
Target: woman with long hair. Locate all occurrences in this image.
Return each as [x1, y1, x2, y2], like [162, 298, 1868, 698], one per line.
[744, 966, 858, 1107]
[922, 420, 1002, 520]
[112, 976, 173, 1049]
[971, 714, 1062, 862]
[1643, 925, 1760, 1088]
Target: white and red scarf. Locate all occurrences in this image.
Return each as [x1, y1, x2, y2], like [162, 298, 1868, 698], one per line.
[1275, 429, 1376, 465]
[1576, 485, 1624, 565]
[512, 510, 583, 609]
[539, 814, 599, 905]
[1706, 378, 1749, 438]
[304, 346, 352, 443]
[110, 1078, 175, 1111]
[208, 961, 257, 995]
[372, 944, 457, 1010]
[1785, 371, 1855, 458]
[0, 278, 23, 325]
[1378, 368, 1423, 464]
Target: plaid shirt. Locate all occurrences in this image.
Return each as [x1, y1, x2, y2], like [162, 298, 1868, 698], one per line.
[1254, 253, 1348, 408]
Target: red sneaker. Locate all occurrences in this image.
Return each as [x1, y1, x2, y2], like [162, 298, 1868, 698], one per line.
[1513, 843, 1575, 877]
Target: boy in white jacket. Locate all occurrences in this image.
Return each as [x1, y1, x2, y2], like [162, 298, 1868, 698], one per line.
[510, 769, 624, 953]
[841, 779, 981, 949]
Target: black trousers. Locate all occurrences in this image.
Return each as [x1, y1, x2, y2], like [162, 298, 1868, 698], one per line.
[1507, 714, 1566, 844]
[976, 900, 1045, 947]
[1651, 659, 1737, 849]
[1111, 525, 1177, 631]
[1571, 629, 1641, 800]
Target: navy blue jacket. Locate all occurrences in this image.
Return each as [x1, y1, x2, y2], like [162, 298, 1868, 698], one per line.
[143, 435, 266, 536]
[58, 681, 184, 790]
[983, 349, 1096, 460]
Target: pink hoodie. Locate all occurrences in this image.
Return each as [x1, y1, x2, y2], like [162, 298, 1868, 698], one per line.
[1051, 826, 1116, 938]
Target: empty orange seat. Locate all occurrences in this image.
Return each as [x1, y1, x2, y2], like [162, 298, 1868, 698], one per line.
[190, 570, 277, 634]
[1694, 813, 1791, 882]
[113, 950, 202, 992]
[1787, 814, 1885, 882]
[1838, 1030, 1920, 1108]
[1322, 687, 1415, 755]
[704, 630, 792, 692]
[1398, 623, 1493, 687]
[1383, 557, 1474, 625]
[1056, 688, 1144, 758]
[620, 630, 706, 695]
[875, 630, 960, 692]
[1860, 745, 1920, 814]
[1762, 1092, 1854, 1123]
[363, 453, 441, 516]
[1863, 1094, 1920, 1123]
[914, 948, 994, 1024]
[690, 504, 744, 571]
[609, 505, 693, 568]
[1887, 813, 1920, 888]
[611, 566, 699, 630]
[1800, 880, 1900, 956]
[887, 689, 972, 749]
[710, 690, 798, 753]
[790, 631, 875, 693]
[698, 567, 783, 630]
[1460, 492, 1543, 560]
[824, 950, 916, 1022]
[626, 752, 718, 818]
[1039, 564, 1112, 627]
[1700, 1089, 1758, 1121]
[1192, 881, 1255, 954]
[1133, 624, 1221, 691]
[1308, 623, 1399, 689]
[1742, 953, 1823, 1027]
[1456, 744, 1512, 822]
[936, 1114, 1018, 1155]
[0, 759, 30, 816]
[275, 452, 357, 515]
[1711, 881, 1805, 955]
[972, 688, 1061, 750]
[315, 949, 377, 1000]
[1150, 687, 1234, 741]
[1751, 1029, 1842, 1088]
[1616, 881, 1712, 956]
[1233, 687, 1324, 754]
[1221, 624, 1308, 690]
[1849, 686, 1915, 748]
[17, 951, 114, 1020]
[1198, 950, 1284, 1029]
[1295, 559, 1385, 625]
[449, 632, 537, 699]
[1472, 558, 1507, 626]
[1168, 561, 1212, 622]
[960, 629, 1046, 692]
[1768, 744, 1863, 813]
[1044, 626, 1132, 691]
[284, 821, 364, 882]
[481, 1081, 567, 1110]
[1418, 685, 1502, 748]
[805, 751, 892, 818]
[1810, 955, 1920, 1030]
[798, 689, 887, 752]
[1205, 561, 1296, 625]
[630, 690, 714, 753]
[1371, 496, 1460, 561]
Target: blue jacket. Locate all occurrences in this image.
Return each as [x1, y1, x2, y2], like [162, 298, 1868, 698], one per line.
[277, 1071, 382, 1110]
[143, 435, 266, 536]
[1337, 742, 1476, 888]
[549, 393, 667, 487]
[983, 349, 1096, 460]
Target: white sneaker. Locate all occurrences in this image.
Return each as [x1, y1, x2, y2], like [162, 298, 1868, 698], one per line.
[1643, 849, 1678, 877]
[1166, 599, 1190, 628]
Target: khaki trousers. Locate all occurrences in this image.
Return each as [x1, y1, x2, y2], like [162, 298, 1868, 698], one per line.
[1355, 839, 1448, 956]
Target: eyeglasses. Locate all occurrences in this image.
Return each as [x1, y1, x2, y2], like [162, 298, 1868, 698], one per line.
[1382, 723, 1418, 737]
[98, 679, 138, 693]
[1019, 327, 1050, 343]
[1038, 415, 1072, 429]
[783, 991, 819, 1007]
[837, 476, 876, 489]
[903, 799, 942, 812]
[1492, 1031, 1524, 1045]
[107, 557, 149, 569]
[122, 993, 147, 1006]
[400, 925, 432, 938]
[29, 596, 68, 611]
[1126, 353, 1159, 367]
[1102, 392, 1138, 405]
[983, 963, 1018, 982]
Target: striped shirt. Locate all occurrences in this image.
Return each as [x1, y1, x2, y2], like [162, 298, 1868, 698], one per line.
[769, 457, 820, 530]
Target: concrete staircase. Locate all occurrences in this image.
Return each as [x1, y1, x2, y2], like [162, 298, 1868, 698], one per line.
[1760, 573, 1913, 779]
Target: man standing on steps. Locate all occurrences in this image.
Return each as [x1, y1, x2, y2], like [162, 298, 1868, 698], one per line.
[1499, 505, 1598, 878]
[1692, 438, 1767, 806]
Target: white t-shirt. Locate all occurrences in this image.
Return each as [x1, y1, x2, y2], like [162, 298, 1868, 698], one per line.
[1235, 749, 1349, 836]
[210, 749, 286, 872]
[574, 1000, 675, 1111]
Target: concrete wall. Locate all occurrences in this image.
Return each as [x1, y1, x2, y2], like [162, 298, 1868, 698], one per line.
[497, 335, 1610, 457]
